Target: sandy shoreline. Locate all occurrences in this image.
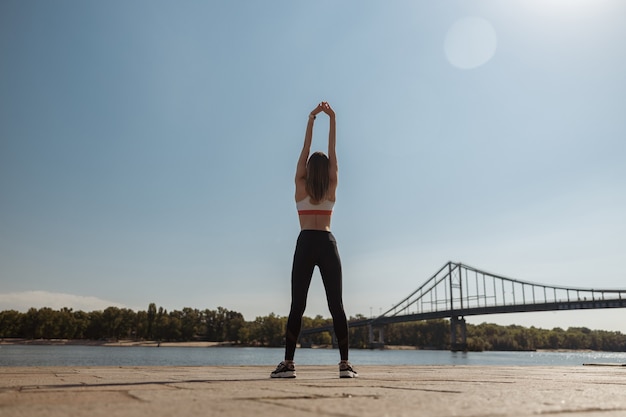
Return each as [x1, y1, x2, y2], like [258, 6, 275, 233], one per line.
[0, 338, 231, 348]
[0, 339, 343, 349]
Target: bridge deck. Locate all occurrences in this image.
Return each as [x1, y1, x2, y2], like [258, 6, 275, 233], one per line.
[301, 262, 626, 339]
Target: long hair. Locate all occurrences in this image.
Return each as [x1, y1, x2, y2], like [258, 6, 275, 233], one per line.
[306, 151, 330, 202]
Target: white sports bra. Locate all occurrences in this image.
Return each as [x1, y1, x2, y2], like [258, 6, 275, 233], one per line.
[296, 197, 335, 216]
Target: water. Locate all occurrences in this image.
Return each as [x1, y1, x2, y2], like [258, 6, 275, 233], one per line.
[1, 345, 625, 367]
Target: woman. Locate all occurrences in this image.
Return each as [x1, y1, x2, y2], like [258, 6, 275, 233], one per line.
[271, 102, 358, 379]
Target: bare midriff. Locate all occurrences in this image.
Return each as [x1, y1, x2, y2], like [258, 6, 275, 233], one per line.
[298, 213, 332, 231]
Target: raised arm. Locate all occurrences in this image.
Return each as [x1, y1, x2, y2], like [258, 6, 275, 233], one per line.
[322, 102, 338, 188]
[295, 103, 324, 196]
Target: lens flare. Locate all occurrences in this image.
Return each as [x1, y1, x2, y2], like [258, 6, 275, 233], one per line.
[444, 17, 498, 70]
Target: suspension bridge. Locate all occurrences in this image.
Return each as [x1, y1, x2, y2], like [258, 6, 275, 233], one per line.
[300, 261, 626, 351]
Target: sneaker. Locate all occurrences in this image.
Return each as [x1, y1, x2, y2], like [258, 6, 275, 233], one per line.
[339, 361, 358, 378]
[270, 361, 296, 378]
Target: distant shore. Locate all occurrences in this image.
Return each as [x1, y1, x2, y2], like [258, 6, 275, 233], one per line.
[0, 338, 601, 353]
[0, 338, 231, 348]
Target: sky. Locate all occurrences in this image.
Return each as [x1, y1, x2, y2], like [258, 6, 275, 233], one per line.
[1, 0, 625, 333]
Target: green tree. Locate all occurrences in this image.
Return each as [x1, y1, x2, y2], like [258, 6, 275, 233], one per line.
[73, 310, 90, 339]
[165, 311, 182, 341]
[147, 303, 157, 339]
[84, 311, 104, 339]
[102, 307, 122, 339]
[134, 310, 148, 340]
[180, 308, 200, 341]
[0, 310, 23, 338]
[154, 307, 168, 341]
[57, 307, 77, 339]
[251, 313, 285, 346]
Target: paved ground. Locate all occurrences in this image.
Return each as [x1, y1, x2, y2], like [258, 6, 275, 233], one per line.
[1, 365, 625, 417]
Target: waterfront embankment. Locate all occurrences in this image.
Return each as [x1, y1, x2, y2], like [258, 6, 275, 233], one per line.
[2, 365, 626, 417]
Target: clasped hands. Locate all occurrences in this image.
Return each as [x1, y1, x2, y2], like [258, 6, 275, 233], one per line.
[309, 102, 335, 119]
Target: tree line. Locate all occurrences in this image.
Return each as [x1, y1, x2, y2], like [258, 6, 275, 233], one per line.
[0, 305, 624, 351]
[0, 304, 333, 346]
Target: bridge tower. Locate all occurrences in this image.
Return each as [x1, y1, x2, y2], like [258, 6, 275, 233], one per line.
[450, 316, 467, 352]
[368, 324, 385, 349]
[448, 262, 468, 351]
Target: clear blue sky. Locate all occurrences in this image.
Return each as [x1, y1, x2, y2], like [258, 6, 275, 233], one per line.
[1, 0, 625, 332]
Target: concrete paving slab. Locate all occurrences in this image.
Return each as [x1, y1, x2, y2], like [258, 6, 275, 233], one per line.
[1, 366, 625, 417]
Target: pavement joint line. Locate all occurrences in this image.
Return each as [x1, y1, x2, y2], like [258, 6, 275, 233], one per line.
[376, 385, 463, 394]
[124, 391, 149, 403]
[296, 382, 462, 394]
[372, 378, 516, 384]
[13, 378, 272, 391]
[238, 394, 379, 401]
[538, 407, 626, 415]
[588, 381, 626, 386]
[252, 397, 358, 417]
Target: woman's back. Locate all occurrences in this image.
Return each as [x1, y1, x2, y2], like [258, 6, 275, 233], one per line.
[296, 195, 335, 231]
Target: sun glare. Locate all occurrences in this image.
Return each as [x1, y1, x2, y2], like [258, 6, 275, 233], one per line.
[444, 17, 497, 70]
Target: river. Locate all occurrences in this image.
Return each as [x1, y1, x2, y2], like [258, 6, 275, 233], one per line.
[1, 345, 625, 367]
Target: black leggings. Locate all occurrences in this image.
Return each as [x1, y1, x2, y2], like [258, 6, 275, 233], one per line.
[285, 230, 349, 361]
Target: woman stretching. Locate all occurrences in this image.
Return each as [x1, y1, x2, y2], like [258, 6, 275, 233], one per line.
[271, 102, 358, 379]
